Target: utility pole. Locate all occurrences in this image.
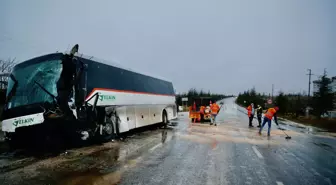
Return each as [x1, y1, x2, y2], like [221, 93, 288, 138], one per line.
[307, 69, 313, 98]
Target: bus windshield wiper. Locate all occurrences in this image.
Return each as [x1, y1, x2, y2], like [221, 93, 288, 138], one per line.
[33, 80, 58, 104]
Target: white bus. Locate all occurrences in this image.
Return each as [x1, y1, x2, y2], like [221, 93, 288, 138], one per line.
[1, 45, 177, 147]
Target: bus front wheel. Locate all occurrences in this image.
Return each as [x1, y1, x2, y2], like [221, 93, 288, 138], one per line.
[102, 112, 118, 142]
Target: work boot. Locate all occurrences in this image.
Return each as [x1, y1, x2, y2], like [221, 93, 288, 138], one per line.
[258, 131, 261, 135]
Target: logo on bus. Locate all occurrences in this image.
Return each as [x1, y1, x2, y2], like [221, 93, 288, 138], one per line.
[98, 94, 116, 101]
[13, 118, 34, 127]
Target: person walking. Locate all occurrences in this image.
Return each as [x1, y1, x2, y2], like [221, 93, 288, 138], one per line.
[256, 105, 263, 127]
[210, 101, 220, 126]
[246, 103, 255, 127]
[259, 107, 279, 136]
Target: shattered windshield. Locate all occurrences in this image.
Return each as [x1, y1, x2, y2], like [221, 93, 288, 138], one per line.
[6, 59, 62, 109]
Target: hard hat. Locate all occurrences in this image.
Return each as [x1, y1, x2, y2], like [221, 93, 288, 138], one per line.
[275, 107, 279, 111]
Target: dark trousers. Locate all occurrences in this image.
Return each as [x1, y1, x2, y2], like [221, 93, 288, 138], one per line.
[249, 114, 254, 126]
[257, 116, 262, 126]
[259, 117, 272, 136]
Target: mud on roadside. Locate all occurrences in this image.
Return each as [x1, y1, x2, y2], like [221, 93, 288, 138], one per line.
[0, 127, 173, 185]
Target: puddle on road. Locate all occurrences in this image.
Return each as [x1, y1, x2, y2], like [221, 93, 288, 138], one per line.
[59, 170, 122, 185]
[169, 121, 179, 126]
[53, 144, 134, 185]
[82, 145, 121, 168]
[57, 128, 172, 185]
[161, 129, 168, 143]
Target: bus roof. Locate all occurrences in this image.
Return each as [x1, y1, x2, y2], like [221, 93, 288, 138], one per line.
[14, 52, 173, 83]
[76, 53, 172, 83]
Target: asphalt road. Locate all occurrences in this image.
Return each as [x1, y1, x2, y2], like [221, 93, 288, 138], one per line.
[1, 97, 335, 185]
[118, 98, 336, 185]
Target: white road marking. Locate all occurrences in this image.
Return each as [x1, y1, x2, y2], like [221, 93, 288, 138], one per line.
[276, 181, 284, 185]
[252, 146, 263, 159]
[149, 143, 162, 152]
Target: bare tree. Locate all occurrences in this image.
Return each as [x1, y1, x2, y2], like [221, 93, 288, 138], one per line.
[0, 58, 16, 73]
[0, 58, 16, 89]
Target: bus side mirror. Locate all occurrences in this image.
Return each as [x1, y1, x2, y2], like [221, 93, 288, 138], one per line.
[70, 44, 79, 56]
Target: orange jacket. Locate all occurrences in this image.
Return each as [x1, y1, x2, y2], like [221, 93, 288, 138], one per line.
[247, 105, 252, 117]
[265, 108, 277, 120]
[211, 103, 220, 114]
[200, 106, 205, 114]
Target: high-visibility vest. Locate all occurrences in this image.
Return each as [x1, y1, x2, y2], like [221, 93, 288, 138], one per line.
[211, 103, 220, 114]
[200, 106, 205, 113]
[247, 106, 252, 116]
[265, 108, 277, 119]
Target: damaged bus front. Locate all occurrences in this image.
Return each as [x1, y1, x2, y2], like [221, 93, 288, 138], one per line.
[1, 46, 98, 148]
[3, 54, 63, 124]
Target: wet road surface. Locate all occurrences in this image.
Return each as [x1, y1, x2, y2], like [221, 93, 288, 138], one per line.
[119, 98, 336, 185]
[0, 125, 171, 185]
[0, 97, 336, 185]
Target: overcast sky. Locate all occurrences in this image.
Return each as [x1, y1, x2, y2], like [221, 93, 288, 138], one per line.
[1, 0, 335, 95]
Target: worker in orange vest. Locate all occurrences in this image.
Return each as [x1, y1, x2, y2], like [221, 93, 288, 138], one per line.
[210, 102, 220, 126]
[259, 107, 279, 136]
[246, 103, 255, 127]
[200, 106, 205, 121]
[200, 106, 205, 113]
